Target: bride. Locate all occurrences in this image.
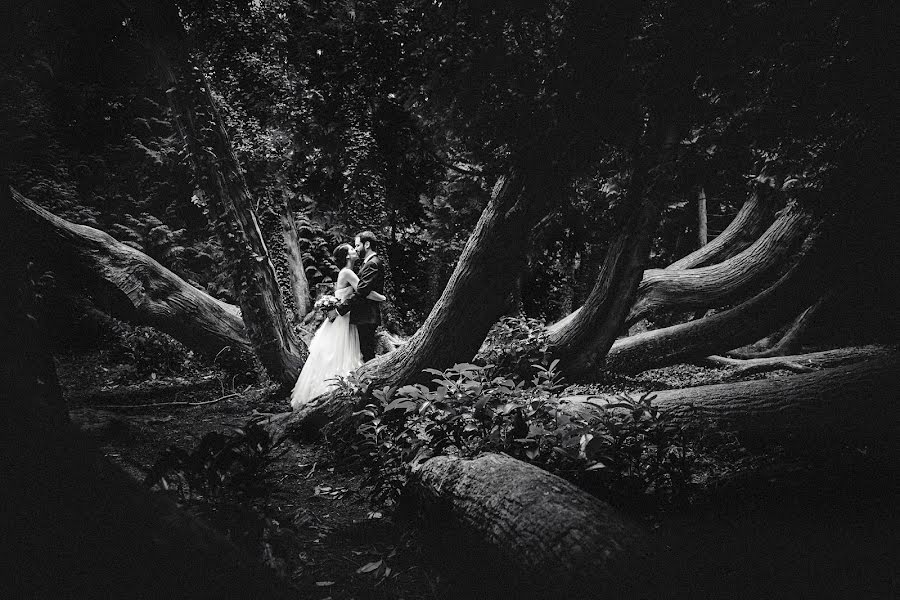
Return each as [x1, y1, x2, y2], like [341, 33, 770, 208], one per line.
[290, 243, 385, 410]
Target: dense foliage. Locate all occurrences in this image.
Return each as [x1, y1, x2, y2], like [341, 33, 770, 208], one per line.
[2, 0, 895, 339]
[330, 361, 741, 512]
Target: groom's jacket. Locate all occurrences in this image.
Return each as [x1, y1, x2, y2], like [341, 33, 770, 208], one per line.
[338, 254, 384, 325]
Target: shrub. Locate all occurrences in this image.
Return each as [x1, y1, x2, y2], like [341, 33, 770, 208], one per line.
[144, 420, 291, 573]
[106, 323, 202, 378]
[340, 361, 738, 512]
[474, 314, 550, 379]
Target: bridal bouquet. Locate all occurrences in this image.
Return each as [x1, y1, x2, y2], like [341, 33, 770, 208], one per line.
[314, 294, 341, 312]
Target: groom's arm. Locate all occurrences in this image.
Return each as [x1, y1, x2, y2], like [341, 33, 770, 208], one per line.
[334, 292, 356, 316]
[355, 259, 383, 298]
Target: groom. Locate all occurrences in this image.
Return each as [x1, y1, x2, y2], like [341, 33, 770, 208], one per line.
[337, 230, 384, 362]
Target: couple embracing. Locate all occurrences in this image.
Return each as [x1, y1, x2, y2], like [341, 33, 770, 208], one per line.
[290, 231, 386, 410]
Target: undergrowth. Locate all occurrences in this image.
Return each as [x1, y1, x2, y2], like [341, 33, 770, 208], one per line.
[329, 360, 743, 513]
[144, 421, 294, 575]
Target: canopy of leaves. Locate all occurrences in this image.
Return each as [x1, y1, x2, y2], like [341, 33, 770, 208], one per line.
[2, 0, 894, 330]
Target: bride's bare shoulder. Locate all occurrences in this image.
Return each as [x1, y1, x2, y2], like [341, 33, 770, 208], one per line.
[336, 268, 358, 287]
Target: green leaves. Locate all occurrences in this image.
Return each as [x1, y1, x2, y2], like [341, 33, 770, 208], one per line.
[339, 355, 729, 512]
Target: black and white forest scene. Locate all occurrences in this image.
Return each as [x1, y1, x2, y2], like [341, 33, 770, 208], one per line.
[1, 0, 896, 598]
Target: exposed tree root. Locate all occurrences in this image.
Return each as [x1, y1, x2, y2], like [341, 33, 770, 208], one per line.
[702, 345, 892, 378]
[559, 355, 900, 446]
[728, 292, 832, 359]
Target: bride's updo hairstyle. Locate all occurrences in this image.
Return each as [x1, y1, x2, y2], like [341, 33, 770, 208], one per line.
[333, 243, 353, 267]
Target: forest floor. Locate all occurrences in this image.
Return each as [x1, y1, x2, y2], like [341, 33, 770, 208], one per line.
[59, 349, 898, 600]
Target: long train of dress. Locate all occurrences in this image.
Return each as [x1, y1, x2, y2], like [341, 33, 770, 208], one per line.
[290, 286, 362, 410]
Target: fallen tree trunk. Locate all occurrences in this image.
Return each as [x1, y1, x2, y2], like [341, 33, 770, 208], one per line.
[409, 453, 658, 599]
[625, 202, 811, 326]
[729, 292, 832, 358]
[604, 238, 823, 374]
[702, 345, 892, 377]
[559, 355, 900, 447]
[8, 186, 256, 373]
[666, 186, 776, 270]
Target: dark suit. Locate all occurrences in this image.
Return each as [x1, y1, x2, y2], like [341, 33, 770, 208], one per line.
[340, 254, 384, 361]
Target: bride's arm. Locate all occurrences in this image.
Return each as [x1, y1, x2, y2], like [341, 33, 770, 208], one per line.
[346, 270, 386, 302]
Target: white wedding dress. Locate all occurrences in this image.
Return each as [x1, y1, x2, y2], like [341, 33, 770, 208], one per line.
[290, 284, 363, 410]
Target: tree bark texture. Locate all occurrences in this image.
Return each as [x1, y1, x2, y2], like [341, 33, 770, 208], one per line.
[604, 238, 824, 374]
[358, 170, 555, 386]
[559, 355, 899, 447]
[666, 186, 776, 270]
[279, 199, 311, 320]
[702, 344, 894, 377]
[545, 196, 659, 376]
[544, 124, 681, 378]
[8, 186, 256, 373]
[133, 0, 303, 385]
[573, 241, 606, 307]
[625, 201, 811, 327]
[409, 453, 657, 599]
[697, 187, 708, 246]
[258, 195, 311, 324]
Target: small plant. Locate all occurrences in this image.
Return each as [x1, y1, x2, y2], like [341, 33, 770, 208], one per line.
[474, 315, 551, 379]
[344, 361, 737, 511]
[144, 420, 290, 564]
[106, 323, 202, 378]
[145, 420, 285, 501]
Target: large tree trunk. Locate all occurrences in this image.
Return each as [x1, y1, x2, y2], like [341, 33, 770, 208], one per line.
[573, 241, 605, 307]
[271, 3, 647, 428]
[8, 186, 256, 373]
[666, 186, 776, 270]
[604, 237, 823, 374]
[545, 196, 659, 375]
[359, 170, 555, 385]
[279, 198, 311, 321]
[408, 453, 658, 599]
[0, 189, 295, 598]
[543, 124, 680, 378]
[559, 355, 899, 447]
[625, 201, 811, 327]
[132, 0, 303, 386]
[258, 194, 311, 324]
